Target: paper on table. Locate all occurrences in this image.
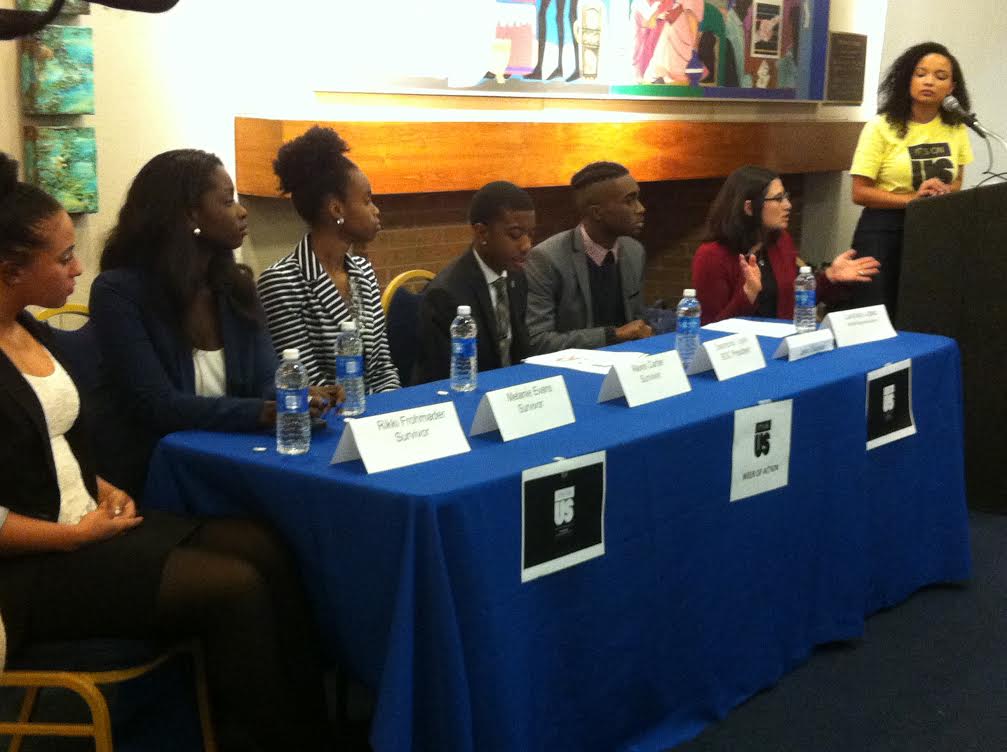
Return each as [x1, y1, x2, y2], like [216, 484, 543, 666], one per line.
[703, 318, 798, 339]
[523, 349, 647, 375]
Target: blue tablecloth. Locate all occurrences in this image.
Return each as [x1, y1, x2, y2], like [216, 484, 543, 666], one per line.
[144, 329, 971, 752]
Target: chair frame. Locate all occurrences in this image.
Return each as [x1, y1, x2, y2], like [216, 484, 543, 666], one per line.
[34, 304, 90, 322]
[381, 269, 434, 313]
[0, 641, 216, 752]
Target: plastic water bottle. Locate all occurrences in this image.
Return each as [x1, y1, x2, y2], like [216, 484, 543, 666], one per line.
[275, 348, 310, 455]
[450, 305, 478, 392]
[335, 321, 366, 417]
[794, 265, 817, 334]
[675, 288, 702, 370]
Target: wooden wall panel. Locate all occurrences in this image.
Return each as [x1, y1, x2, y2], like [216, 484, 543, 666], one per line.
[235, 117, 863, 198]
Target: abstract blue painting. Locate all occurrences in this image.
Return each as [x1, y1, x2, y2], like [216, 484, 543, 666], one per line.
[20, 25, 95, 114]
[23, 126, 99, 215]
[15, 0, 90, 15]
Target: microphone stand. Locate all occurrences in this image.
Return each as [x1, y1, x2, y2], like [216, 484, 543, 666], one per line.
[972, 122, 1007, 187]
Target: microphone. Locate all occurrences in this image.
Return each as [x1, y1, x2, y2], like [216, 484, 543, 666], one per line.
[942, 95, 988, 137]
[1, 0, 179, 40]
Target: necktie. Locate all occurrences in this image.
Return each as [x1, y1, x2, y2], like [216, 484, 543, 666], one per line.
[492, 277, 512, 367]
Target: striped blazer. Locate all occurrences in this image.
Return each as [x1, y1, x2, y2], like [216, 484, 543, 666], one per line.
[257, 235, 400, 393]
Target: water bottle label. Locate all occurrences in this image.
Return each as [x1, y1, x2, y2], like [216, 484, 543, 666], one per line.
[677, 316, 700, 335]
[452, 337, 476, 358]
[336, 355, 363, 380]
[277, 387, 308, 414]
[795, 290, 816, 308]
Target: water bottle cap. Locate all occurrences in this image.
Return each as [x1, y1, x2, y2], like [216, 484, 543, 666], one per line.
[799, 266, 811, 273]
[340, 321, 357, 332]
[683, 288, 696, 297]
[282, 348, 300, 360]
[457, 305, 471, 315]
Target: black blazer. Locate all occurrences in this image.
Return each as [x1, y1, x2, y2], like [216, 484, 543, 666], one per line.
[89, 268, 277, 497]
[0, 312, 99, 656]
[415, 248, 530, 384]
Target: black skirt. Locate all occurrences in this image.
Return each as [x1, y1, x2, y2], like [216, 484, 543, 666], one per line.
[847, 207, 906, 319]
[22, 509, 198, 643]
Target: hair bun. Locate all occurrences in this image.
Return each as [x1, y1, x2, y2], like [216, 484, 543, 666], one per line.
[273, 126, 351, 195]
[0, 153, 19, 202]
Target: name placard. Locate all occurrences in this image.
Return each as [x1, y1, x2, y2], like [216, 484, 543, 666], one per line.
[823, 305, 896, 348]
[597, 349, 691, 407]
[687, 332, 766, 380]
[331, 401, 470, 473]
[772, 329, 836, 362]
[469, 375, 575, 441]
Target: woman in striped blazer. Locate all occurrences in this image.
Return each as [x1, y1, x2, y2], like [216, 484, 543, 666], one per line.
[258, 127, 400, 393]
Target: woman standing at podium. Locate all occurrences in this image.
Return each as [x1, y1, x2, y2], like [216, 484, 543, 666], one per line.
[849, 42, 974, 319]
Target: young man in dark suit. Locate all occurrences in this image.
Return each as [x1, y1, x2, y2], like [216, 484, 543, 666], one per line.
[415, 181, 536, 384]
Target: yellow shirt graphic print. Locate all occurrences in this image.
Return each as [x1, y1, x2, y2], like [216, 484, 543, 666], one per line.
[850, 114, 974, 194]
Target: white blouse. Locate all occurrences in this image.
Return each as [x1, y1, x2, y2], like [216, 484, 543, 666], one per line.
[193, 348, 226, 397]
[22, 357, 98, 525]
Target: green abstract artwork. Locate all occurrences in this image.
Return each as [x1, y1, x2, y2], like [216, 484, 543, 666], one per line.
[15, 0, 90, 15]
[20, 25, 94, 114]
[23, 126, 98, 215]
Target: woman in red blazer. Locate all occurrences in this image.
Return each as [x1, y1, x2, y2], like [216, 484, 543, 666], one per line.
[692, 166, 881, 325]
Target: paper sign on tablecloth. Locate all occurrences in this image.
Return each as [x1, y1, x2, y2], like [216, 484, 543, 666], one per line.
[773, 329, 836, 361]
[866, 359, 916, 450]
[730, 400, 793, 502]
[597, 350, 691, 407]
[687, 332, 766, 380]
[823, 305, 896, 347]
[331, 402, 470, 473]
[469, 376, 575, 441]
[522, 452, 606, 583]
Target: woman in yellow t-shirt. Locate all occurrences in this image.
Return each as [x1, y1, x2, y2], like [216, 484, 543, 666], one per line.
[848, 42, 974, 319]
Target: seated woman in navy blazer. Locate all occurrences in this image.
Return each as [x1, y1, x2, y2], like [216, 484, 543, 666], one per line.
[89, 149, 340, 497]
[257, 126, 400, 393]
[0, 153, 331, 750]
[692, 165, 882, 325]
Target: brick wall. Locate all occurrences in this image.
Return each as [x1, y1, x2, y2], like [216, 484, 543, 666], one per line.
[363, 175, 805, 305]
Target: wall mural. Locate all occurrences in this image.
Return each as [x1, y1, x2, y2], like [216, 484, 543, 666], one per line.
[321, 0, 829, 101]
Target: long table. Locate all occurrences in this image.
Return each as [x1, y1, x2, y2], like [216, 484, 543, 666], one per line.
[144, 329, 971, 752]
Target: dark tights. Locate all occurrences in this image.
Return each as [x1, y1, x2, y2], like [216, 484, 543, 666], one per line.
[155, 519, 330, 752]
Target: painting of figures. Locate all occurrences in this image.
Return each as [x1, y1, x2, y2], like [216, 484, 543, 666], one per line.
[20, 25, 95, 114]
[318, 0, 828, 101]
[23, 126, 98, 215]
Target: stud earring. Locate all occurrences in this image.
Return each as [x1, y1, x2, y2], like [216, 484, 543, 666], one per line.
[193, 227, 201, 237]
[336, 217, 345, 226]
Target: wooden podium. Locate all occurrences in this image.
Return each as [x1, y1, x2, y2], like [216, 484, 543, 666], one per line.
[900, 182, 1007, 511]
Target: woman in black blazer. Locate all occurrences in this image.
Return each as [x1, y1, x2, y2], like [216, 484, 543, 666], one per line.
[0, 154, 331, 750]
[89, 149, 342, 497]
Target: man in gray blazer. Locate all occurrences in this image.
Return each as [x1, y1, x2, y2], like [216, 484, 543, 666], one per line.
[525, 161, 653, 354]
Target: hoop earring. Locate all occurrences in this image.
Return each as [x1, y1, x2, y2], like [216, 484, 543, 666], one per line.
[193, 227, 201, 237]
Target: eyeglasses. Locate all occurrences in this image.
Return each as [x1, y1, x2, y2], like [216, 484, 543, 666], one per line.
[764, 191, 790, 203]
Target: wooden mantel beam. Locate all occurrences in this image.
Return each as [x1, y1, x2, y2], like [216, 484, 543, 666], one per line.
[235, 116, 862, 197]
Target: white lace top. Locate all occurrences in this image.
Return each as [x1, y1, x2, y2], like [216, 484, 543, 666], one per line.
[22, 357, 98, 525]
